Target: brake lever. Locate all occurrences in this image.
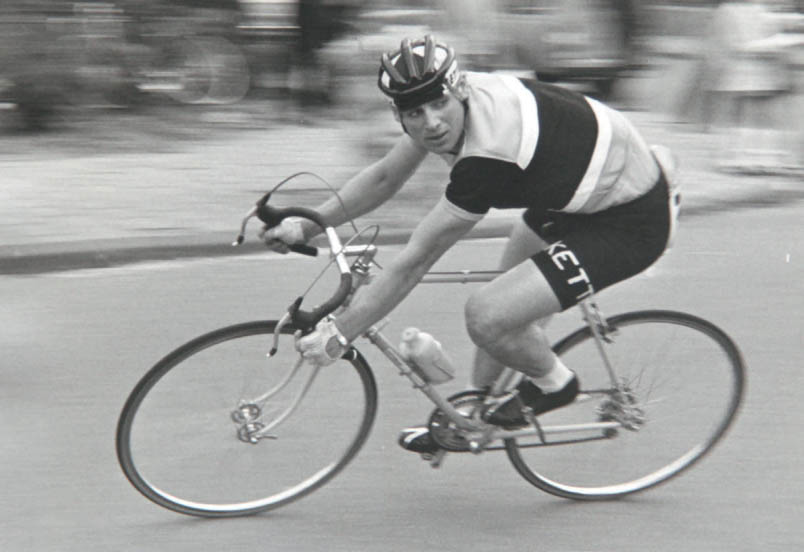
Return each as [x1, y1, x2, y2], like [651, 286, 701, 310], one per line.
[233, 206, 259, 246]
[268, 309, 295, 357]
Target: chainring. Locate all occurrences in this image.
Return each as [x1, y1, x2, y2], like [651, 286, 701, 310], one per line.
[427, 390, 488, 452]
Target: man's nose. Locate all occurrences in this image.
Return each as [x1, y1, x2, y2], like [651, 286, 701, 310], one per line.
[423, 107, 440, 129]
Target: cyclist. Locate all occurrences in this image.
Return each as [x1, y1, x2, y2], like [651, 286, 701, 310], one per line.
[262, 35, 679, 454]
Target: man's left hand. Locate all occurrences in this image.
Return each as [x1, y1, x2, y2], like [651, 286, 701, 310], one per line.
[295, 318, 349, 366]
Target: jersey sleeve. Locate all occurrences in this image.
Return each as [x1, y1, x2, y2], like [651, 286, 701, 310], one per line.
[444, 157, 496, 219]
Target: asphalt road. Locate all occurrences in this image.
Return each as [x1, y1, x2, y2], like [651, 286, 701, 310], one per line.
[2, 201, 802, 551]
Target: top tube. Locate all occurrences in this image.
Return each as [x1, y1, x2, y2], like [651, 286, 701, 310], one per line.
[420, 270, 502, 284]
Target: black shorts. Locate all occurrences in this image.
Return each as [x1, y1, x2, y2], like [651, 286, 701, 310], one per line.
[524, 175, 672, 310]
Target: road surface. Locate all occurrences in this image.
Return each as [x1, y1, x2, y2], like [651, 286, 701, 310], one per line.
[2, 201, 802, 551]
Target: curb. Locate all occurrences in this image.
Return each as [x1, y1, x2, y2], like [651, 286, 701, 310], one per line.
[3, 185, 801, 276]
[0, 218, 516, 275]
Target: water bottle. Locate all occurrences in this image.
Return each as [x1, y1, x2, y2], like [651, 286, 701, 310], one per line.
[399, 327, 456, 384]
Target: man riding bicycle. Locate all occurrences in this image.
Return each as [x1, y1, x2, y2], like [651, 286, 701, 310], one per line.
[262, 35, 679, 454]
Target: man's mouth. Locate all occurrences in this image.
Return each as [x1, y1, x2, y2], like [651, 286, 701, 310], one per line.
[427, 130, 449, 143]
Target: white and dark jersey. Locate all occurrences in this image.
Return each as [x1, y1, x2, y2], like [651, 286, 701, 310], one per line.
[440, 72, 660, 221]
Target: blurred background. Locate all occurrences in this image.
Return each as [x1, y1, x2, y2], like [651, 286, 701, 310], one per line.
[0, 0, 801, 173]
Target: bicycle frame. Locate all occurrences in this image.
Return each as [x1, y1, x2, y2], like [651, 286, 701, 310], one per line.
[229, 182, 633, 453]
[243, 244, 624, 454]
[369, 269, 622, 454]
[365, 317, 621, 455]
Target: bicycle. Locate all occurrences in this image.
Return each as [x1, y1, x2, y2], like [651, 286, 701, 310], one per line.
[116, 180, 746, 518]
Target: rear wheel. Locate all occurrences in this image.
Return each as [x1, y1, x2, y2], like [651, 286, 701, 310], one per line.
[116, 320, 377, 517]
[506, 310, 745, 499]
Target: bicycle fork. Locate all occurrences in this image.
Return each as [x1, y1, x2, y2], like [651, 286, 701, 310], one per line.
[231, 353, 321, 444]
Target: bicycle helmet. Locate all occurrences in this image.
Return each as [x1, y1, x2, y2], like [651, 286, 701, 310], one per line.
[378, 35, 460, 111]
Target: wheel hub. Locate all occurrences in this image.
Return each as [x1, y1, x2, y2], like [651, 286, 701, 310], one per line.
[237, 422, 266, 444]
[231, 403, 261, 423]
[232, 403, 277, 443]
[596, 387, 646, 431]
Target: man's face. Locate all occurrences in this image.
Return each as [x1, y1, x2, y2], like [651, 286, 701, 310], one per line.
[398, 92, 465, 154]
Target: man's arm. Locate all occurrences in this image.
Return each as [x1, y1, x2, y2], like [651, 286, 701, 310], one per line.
[299, 135, 428, 240]
[333, 198, 479, 341]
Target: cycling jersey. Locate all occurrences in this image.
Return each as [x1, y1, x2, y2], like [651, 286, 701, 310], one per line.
[441, 72, 660, 221]
[434, 72, 676, 310]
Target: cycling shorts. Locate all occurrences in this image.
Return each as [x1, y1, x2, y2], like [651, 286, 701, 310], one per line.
[525, 174, 673, 310]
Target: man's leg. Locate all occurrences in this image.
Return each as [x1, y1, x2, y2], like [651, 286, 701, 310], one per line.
[399, 220, 566, 452]
[465, 257, 562, 378]
[470, 219, 551, 389]
[464, 257, 580, 428]
[463, 216, 584, 428]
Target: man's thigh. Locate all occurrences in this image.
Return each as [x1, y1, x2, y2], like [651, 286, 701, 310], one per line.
[469, 217, 560, 330]
[497, 217, 550, 270]
[469, 255, 563, 331]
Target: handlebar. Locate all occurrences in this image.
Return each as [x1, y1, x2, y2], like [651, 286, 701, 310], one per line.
[255, 193, 320, 257]
[233, 191, 353, 332]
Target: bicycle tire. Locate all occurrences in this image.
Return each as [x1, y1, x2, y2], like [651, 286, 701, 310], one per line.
[505, 310, 745, 500]
[116, 320, 377, 517]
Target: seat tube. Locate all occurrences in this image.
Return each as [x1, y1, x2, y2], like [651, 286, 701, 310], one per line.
[579, 300, 620, 387]
[488, 367, 522, 396]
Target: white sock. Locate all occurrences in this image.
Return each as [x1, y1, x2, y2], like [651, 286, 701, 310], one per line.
[529, 355, 574, 393]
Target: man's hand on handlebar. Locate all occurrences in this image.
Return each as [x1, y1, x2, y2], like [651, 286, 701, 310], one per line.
[242, 194, 351, 330]
[259, 217, 306, 254]
[295, 318, 349, 367]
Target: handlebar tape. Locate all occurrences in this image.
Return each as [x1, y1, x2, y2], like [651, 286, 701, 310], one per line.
[288, 272, 353, 331]
[288, 243, 318, 257]
[256, 194, 351, 329]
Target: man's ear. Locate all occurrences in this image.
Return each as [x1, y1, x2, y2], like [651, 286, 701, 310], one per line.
[389, 102, 409, 134]
[449, 73, 468, 102]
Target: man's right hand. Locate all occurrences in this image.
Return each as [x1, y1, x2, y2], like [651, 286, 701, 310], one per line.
[259, 217, 306, 254]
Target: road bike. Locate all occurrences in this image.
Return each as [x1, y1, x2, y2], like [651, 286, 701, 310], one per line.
[116, 182, 746, 517]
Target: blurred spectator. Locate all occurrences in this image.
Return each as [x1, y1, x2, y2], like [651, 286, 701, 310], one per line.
[495, 0, 631, 100]
[702, 0, 797, 173]
[437, 0, 502, 70]
[0, 1, 73, 131]
[166, 0, 242, 37]
[604, 0, 642, 67]
[288, 0, 361, 108]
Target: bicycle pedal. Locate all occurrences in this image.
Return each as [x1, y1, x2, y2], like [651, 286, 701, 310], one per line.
[479, 391, 517, 422]
[422, 449, 446, 468]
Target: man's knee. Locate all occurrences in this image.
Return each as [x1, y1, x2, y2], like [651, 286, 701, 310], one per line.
[464, 290, 506, 348]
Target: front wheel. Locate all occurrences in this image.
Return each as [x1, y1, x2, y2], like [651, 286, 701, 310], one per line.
[506, 310, 745, 500]
[116, 321, 377, 517]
